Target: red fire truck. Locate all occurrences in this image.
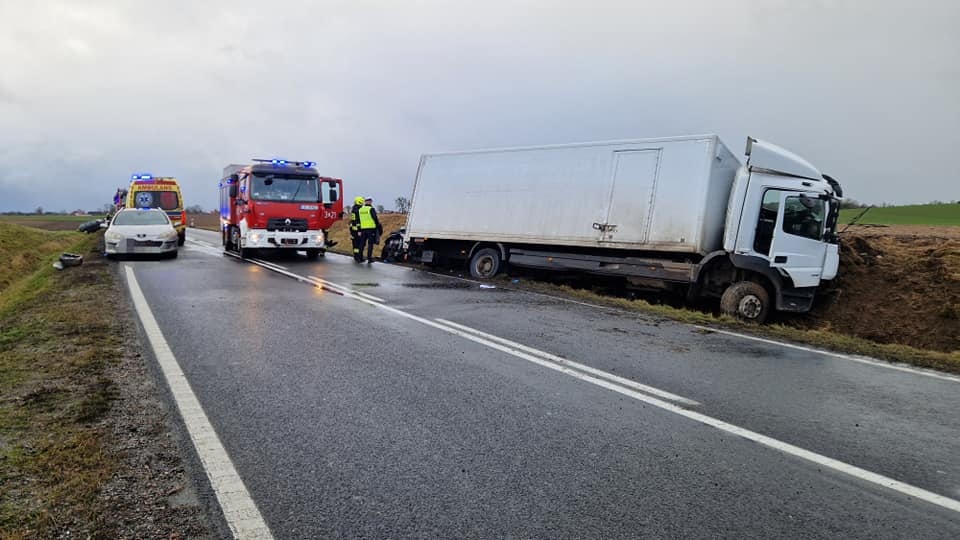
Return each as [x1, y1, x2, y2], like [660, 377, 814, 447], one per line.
[219, 159, 343, 259]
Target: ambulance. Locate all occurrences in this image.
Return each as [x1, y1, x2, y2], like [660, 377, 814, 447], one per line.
[125, 174, 187, 246]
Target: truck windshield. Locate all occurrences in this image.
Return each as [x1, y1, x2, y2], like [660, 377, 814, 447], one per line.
[251, 175, 319, 202]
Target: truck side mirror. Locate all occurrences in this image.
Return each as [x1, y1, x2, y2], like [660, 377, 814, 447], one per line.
[229, 184, 238, 198]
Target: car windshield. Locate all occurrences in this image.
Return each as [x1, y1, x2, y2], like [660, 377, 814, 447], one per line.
[113, 211, 170, 226]
[250, 175, 319, 202]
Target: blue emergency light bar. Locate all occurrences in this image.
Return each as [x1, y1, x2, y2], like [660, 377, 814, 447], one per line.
[131, 173, 153, 180]
[251, 159, 316, 168]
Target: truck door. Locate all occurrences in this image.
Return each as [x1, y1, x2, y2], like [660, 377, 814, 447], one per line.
[768, 191, 829, 288]
[599, 149, 660, 243]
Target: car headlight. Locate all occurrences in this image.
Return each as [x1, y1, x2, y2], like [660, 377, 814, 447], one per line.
[106, 231, 123, 242]
[161, 230, 178, 241]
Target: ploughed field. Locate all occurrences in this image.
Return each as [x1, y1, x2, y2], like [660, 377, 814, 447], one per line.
[802, 224, 960, 353]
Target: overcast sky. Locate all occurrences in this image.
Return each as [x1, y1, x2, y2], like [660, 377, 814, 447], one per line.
[1, 0, 957, 213]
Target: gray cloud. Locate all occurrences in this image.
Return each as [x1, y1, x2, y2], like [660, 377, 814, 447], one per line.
[0, 0, 958, 212]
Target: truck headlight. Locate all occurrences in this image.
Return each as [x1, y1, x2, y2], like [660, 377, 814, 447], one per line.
[313, 234, 323, 244]
[249, 233, 261, 242]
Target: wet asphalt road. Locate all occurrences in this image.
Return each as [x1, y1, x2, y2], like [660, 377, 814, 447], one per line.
[122, 228, 960, 539]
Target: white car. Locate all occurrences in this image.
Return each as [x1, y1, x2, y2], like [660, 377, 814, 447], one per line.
[104, 208, 179, 258]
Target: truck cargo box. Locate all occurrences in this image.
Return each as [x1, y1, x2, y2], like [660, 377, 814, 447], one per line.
[405, 135, 740, 255]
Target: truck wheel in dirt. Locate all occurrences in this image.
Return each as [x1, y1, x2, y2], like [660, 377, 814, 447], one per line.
[469, 247, 502, 279]
[720, 281, 770, 323]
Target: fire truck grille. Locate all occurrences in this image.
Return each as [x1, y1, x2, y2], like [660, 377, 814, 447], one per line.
[266, 218, 308, 232]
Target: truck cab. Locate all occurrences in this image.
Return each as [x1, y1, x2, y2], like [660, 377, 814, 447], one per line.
[722, 138, 842, 314]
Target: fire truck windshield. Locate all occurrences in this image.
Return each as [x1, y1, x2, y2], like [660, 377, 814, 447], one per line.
[250, 174, 319, 202]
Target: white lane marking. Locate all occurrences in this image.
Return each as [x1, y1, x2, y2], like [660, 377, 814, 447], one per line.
[307, 275, 385, 303]
[253, 258, 288, 270]
[414, 267, 960, 383]
[241, 253, 960, 515]
[693, 325, 960, 384]
[123, 266, 274, 539]
[436, 318, 699, 406]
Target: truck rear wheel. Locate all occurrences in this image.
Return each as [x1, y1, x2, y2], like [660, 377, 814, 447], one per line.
[469, 248, 502, 279]
[720, 281, 770, 323]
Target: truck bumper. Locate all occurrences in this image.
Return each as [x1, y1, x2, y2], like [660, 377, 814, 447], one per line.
[242, 229, 325, 249]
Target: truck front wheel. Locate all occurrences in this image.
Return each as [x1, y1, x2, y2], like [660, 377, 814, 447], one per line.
[469, 247, 502, 280]
[304, 249, 322, 260]
[720, 281, 770, 323]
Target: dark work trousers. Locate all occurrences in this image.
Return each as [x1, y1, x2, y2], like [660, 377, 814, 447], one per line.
[351, 233, 362, 261]
[358, 230, 378, 262]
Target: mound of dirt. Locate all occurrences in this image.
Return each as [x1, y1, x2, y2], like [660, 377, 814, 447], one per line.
[801, 225, 960, 353]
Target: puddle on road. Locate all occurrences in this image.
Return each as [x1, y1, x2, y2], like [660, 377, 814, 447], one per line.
[401, 282, 473, 290]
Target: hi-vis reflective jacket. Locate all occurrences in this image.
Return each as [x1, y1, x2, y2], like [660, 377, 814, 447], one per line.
[353, 205, 383, 234]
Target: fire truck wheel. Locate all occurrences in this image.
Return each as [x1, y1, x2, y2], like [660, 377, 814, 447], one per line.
[305, 249, 321, 260]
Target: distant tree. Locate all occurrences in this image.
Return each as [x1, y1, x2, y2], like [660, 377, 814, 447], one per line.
[395, 196, 411, 214]
[34, 206, 43, 215]
[101, 203, 115, 214]
[838, 198, 865, 209]
[185, 204, 205, 214]
[376, 204, 385, 214]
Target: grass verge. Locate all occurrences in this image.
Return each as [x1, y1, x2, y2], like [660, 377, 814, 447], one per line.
[0, 227, 123, 537]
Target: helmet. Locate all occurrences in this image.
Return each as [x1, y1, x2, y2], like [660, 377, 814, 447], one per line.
[354, 196, 365, 205]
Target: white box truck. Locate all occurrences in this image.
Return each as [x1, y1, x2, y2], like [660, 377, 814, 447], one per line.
[395, 135, 843, 322]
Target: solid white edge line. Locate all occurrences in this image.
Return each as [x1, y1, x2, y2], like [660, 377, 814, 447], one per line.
[229, 249, 960, 515]
[123, 266, 274, 539]
[693, 325, 960, 383]
[436, 318, 700, 406]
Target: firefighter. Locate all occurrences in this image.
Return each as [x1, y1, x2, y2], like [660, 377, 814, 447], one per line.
[349, 196, 364, 262]
[354, 197, 383, 264]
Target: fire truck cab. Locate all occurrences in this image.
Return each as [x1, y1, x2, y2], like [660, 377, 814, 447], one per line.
[220, 159, 343, 259]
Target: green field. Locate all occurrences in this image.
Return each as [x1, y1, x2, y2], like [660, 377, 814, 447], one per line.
[839, 203, 959, 226]
[0, 214, 99, 222]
